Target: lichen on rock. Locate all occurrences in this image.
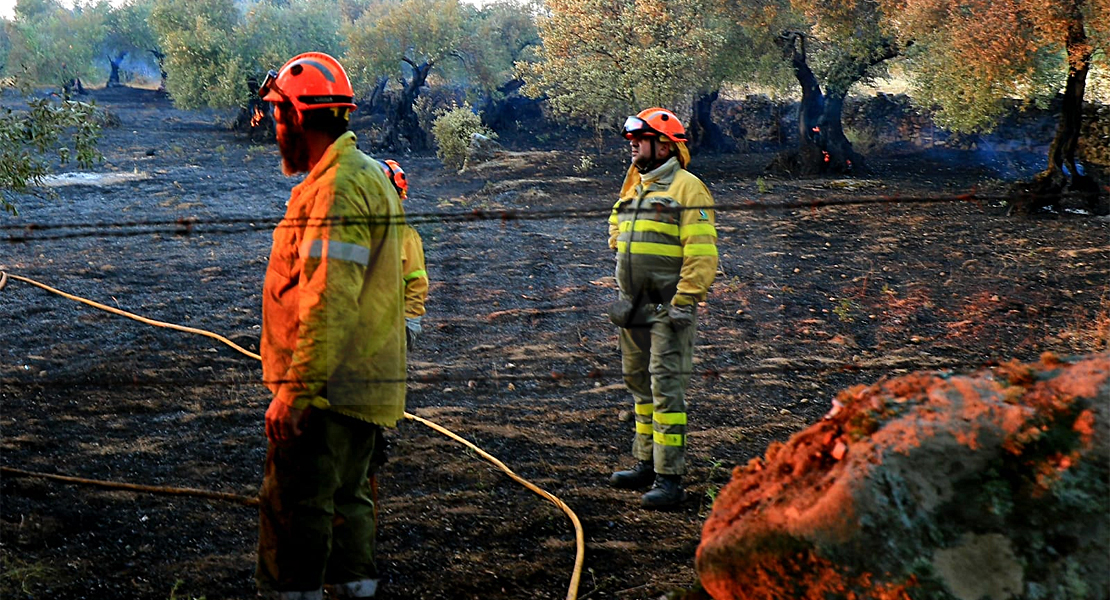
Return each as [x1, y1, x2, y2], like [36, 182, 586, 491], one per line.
[696, 352, 1110, 600]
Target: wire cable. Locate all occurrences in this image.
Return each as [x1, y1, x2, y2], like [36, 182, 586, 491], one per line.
[2, 192, 1002, 243]
[0, 466, 259, 507]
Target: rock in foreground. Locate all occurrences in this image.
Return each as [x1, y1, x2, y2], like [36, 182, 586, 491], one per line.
[697, 352, 1109, 600]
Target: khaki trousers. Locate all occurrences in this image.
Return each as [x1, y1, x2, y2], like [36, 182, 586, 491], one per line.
[618, 305, 695, 475]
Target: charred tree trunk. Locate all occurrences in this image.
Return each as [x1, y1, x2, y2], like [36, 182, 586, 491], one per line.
[107, 52, 127, 87]
[232, 75, 274, 141]
[820, 91, 863, 174]
[389, 59, 432, 151]
[152, 50, 168, 92]
[687, 90, 735, 153]
[769, 32, 834, 176]
[479, 78, 526, 131]
[364, 75, 388, 114]
[1009, 1, 1105, 215]
[770, 31, 896, 176]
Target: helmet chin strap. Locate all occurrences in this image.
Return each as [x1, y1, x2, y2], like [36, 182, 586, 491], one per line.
[637, 137, 670, 173]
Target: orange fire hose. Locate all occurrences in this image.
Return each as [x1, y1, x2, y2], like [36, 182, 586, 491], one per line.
[1, 271, 584, 600]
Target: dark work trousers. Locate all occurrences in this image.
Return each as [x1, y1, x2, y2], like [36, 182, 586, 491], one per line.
[256, 409, 380, 596]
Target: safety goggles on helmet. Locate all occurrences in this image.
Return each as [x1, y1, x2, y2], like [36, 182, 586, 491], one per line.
[258, 69, 291, 104]
[622, 116, 657, 139]
[623, 108, 688, 143]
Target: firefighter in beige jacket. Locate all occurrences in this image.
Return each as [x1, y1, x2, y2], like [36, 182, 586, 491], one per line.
[607, 107, 718, 509]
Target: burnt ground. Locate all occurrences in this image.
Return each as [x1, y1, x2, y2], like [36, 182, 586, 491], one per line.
[1, 86, 1108, 600]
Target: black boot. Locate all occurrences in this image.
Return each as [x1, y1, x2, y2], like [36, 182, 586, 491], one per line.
[609, 460, 655, 489]
[641, 474, 687, 509]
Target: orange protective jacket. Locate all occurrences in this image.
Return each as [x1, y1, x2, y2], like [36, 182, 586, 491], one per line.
[261, 132, 407, 427]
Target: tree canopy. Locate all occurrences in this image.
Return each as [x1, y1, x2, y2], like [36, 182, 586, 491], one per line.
[5, 0, 105, 92]
[519, 0, 725, 128]
[885, 0, 1109, 133]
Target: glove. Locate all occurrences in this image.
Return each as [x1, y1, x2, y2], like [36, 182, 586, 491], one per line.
[607, 298, 635, 327]
[405, 316, 422, 348]
[667, 303, 696, 329]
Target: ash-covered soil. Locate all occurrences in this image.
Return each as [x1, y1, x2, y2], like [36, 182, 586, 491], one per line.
[1, 86, 1107, 600]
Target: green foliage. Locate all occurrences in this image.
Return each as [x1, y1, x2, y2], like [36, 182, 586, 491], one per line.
[518, 0, 726, 132]
[4, 0, 105, 89]
[0, 78, 102, 215]
[833, 297, 856, 322]
[236, 0, 343, 78]
[461, 0, 541, 95]
[903, 35, 1065, 133]
[573, 154, 594, 173]
[168, 579, 207, 600]
[431, 103, 494, 171]
[1, 554, 51, 596]
[342, 0, 474, 97]
[101, 0, 161, 81]
[149, 0, 242, 108]
[885, 0, 1109, 135]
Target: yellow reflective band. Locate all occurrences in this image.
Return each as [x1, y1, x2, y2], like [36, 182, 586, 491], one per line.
[616, 241, 684, 257]
[653, 431, 685, 447]
[619, 220, 680, 236]
[635, 402, 654, 415]
[680, 224, 717, 240]
[683, 244, 719, 257]
[302, 239, 371, 266]
[403, 269, 427, 282]
[636, 421, 654, 435]
[653, 412, 687, 426]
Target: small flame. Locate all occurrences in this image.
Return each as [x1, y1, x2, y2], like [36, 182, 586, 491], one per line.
[812, 126, 820, 133]
[822, 151, 830, 163]
[250, 104, 266, 128]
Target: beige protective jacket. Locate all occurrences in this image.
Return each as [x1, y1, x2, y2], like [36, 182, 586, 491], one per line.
[608, 157, 718, 307]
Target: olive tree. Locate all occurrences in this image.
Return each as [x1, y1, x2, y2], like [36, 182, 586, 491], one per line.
[518, 0, 725, 143]
[884, 0, 1109, 211]
[343, 0, 480, 150]
[1, 77, 101, 215]
[149, 0, 241, 108]
[5, 0, 105, 94]
[150, 0, 344, 111]
[100, 0, 160, 88]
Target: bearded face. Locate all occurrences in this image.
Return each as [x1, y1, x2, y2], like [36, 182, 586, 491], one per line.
[629, 134, 673, 172]
[273, 104, 309, 176]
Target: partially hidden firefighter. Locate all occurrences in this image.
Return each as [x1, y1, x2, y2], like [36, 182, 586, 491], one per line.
[256, 51, 405, 600]
[607, 107, 719, 509]
[379, 158, 428, 349]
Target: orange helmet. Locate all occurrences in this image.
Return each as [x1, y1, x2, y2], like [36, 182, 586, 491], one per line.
[379, 159, 408, 199]
[622, 107, 687, 143]
[259, 52, 357, 114]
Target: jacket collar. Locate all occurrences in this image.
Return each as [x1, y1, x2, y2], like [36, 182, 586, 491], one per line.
[640, 156, 681, 186]
[299, 131, 358, 189]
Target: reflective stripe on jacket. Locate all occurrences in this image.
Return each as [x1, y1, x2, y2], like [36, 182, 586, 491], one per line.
[261, 131, 407, 427]
[608, 157, 718, 306]
[401, 225, 428, 318]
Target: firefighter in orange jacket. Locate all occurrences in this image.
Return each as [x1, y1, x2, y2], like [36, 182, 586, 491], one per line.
[379, 159, 428, 348]
[256, 52, 405, 600]
[607, 107, 718, 509]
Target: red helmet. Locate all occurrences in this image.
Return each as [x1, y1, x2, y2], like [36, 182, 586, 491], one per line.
[622, 107, 687, 143]
[379, 159, 408, 199]
[259, 52, 357, 114]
